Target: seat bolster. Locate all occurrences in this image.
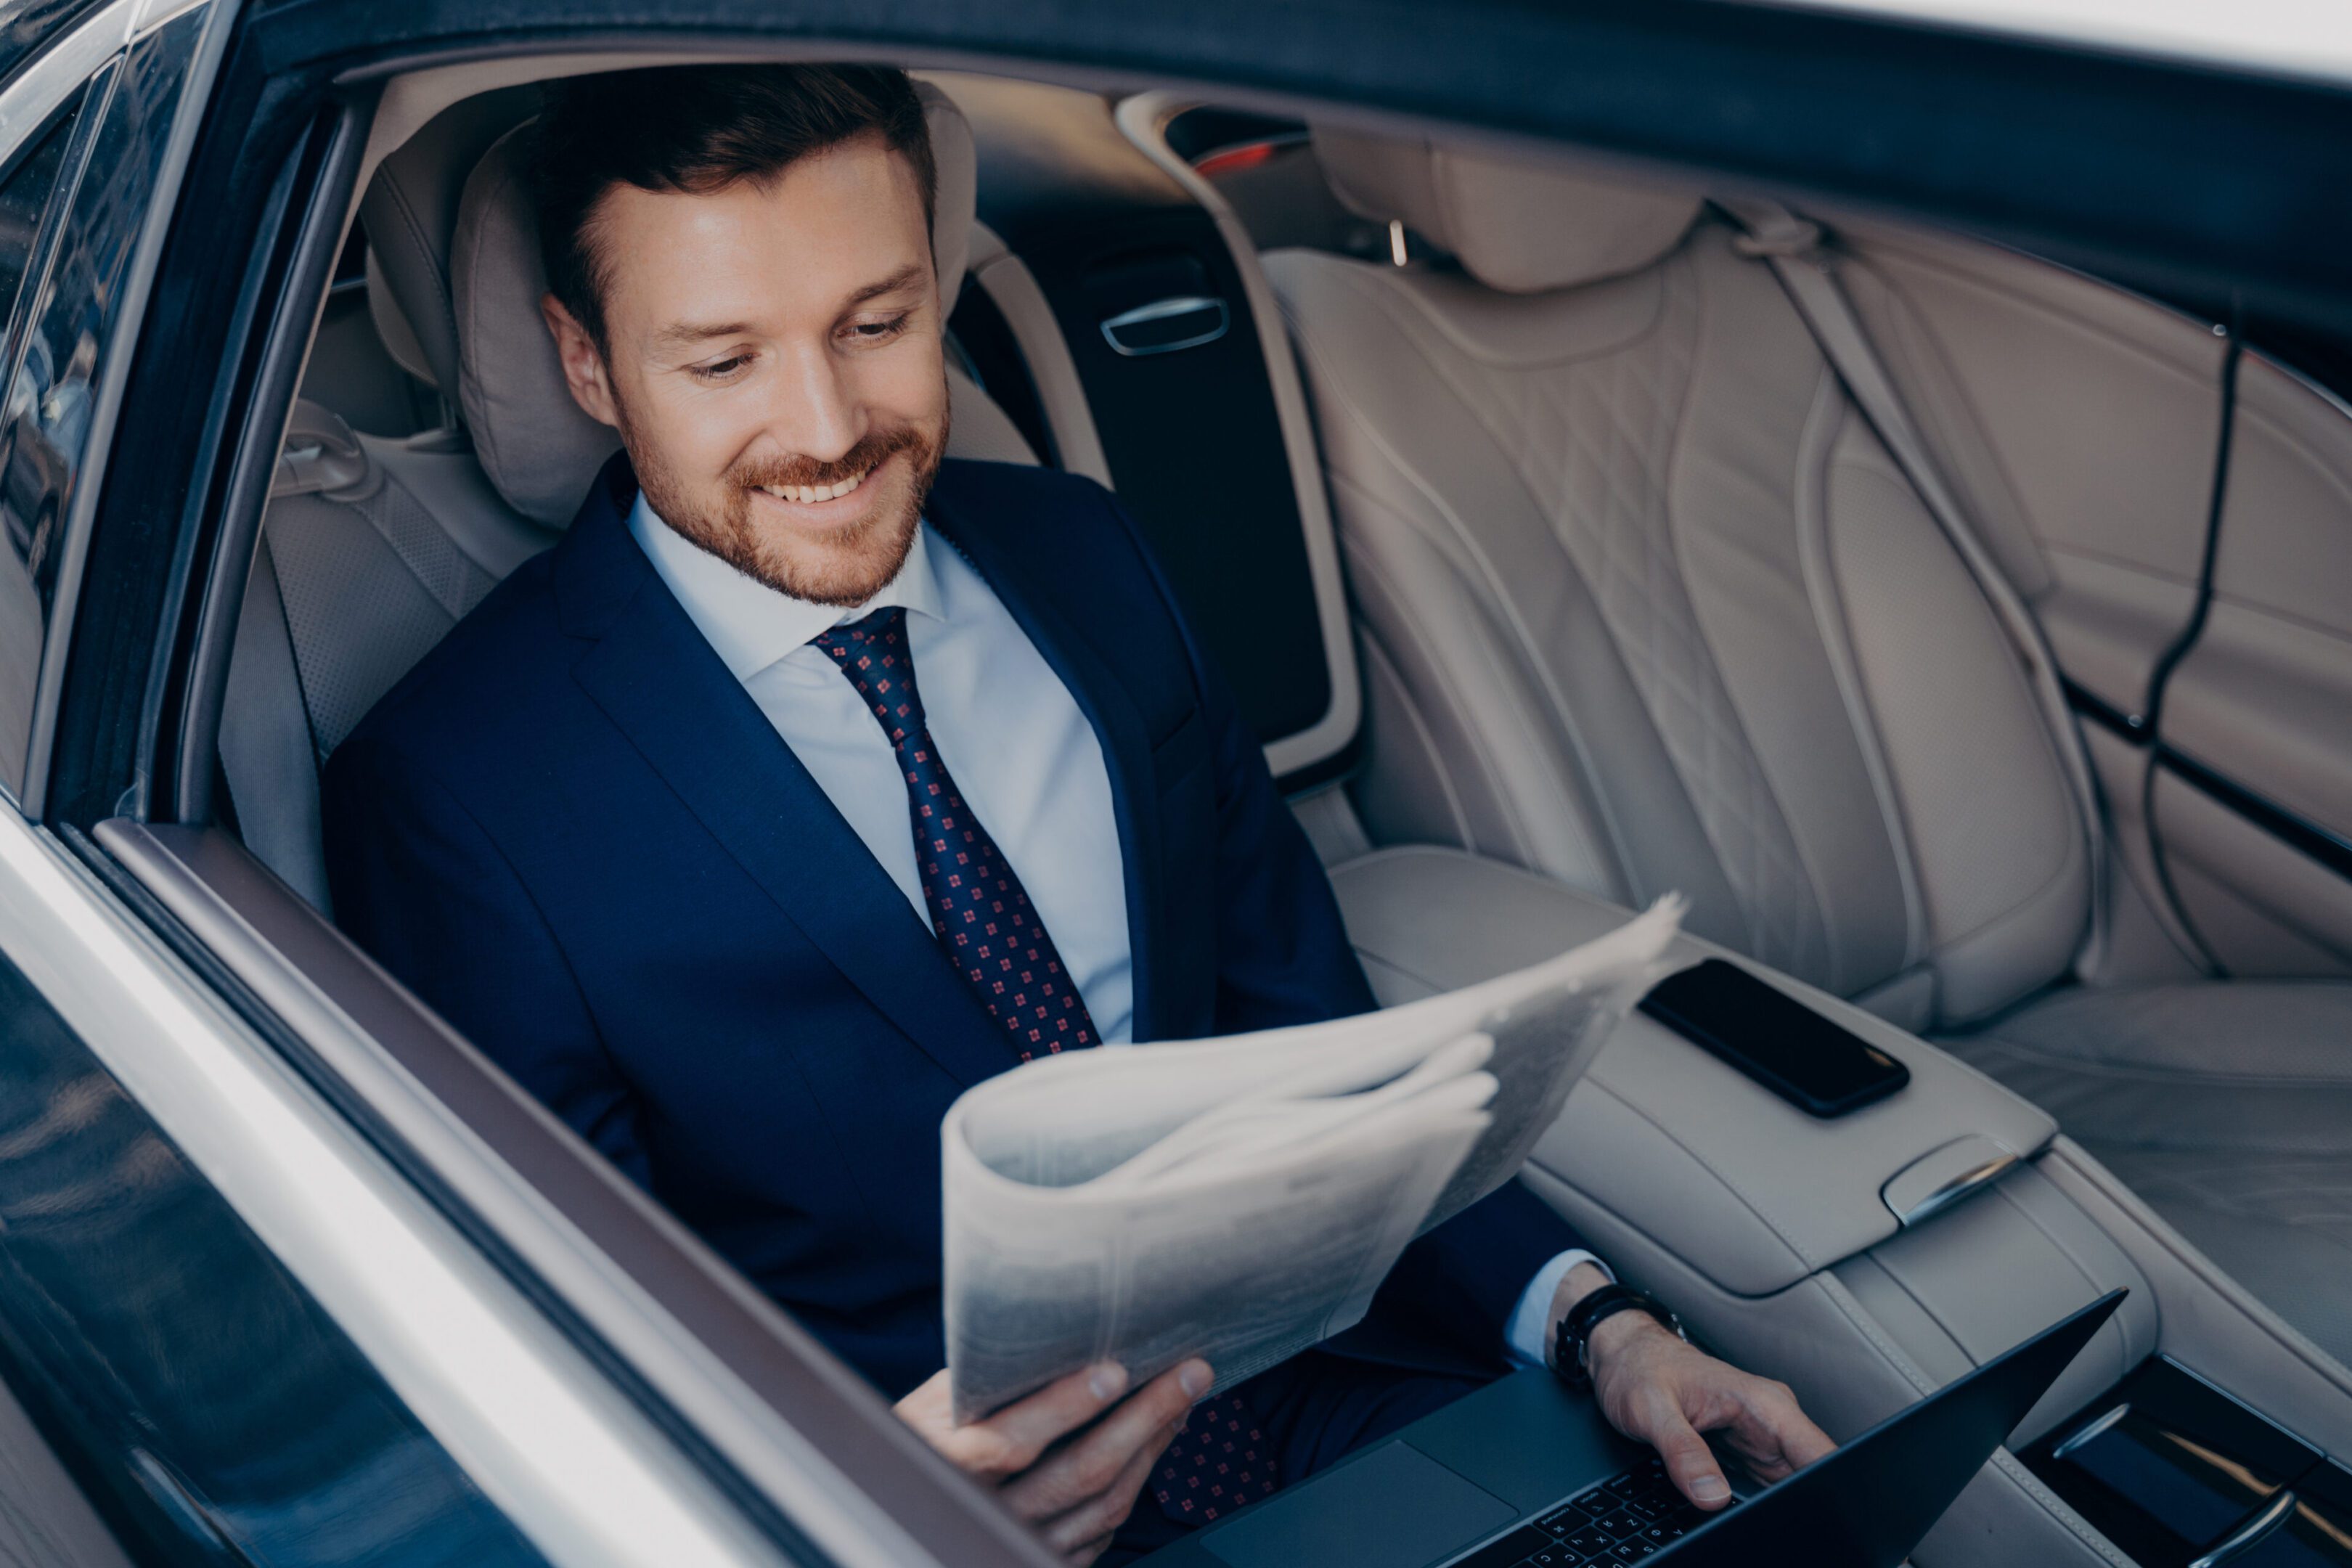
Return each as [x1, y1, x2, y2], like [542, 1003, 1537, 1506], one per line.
[1822, 423, 2088, 1021]
[944, 364, 1038, 466]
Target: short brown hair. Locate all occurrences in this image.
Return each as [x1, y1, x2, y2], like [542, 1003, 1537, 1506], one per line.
[532, 62, 936, 348]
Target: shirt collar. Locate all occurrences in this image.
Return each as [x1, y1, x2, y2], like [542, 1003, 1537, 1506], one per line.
[626, 489, 947, 682]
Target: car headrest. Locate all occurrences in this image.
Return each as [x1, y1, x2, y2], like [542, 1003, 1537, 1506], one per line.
[1312, 127, 1702, 295]
[359, 87, 545, 399]
[444, 78, 980, 527]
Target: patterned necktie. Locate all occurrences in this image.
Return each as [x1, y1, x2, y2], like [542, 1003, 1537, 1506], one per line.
[813, 605, 1275, 1527]
[813, 607, 1100, 1059]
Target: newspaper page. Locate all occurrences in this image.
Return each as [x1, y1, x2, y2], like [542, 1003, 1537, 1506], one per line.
[943, 897, 1683, 1420]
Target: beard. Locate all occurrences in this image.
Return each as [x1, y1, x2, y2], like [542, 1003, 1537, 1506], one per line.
[627, 399, 949, 607]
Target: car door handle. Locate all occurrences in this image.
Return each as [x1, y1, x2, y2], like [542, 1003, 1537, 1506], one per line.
[1099, 295, 1230, 356]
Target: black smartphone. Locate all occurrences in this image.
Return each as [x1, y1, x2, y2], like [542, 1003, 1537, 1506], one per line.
[1638, 958, 1910, 1117]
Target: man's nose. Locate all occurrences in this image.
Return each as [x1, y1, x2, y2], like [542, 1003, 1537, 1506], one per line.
[767, 336, 865, 461]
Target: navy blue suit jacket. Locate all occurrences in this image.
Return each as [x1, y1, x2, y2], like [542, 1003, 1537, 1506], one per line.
[323, 455, 1580, 1399]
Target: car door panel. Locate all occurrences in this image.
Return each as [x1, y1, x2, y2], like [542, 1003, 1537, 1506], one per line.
[0, 822, 549, 1565]
[2154, 351, 2352, 968]
[1832, 218, 2352, 975]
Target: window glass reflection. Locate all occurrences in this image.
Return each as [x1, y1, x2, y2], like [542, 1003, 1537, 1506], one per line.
[0, 9, 202, 797]
[0, 90, 86, 795]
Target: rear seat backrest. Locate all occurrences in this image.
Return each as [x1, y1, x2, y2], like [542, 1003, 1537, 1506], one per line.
[225, 80, 1029, 910]
[1268, 133, 2091, 1028]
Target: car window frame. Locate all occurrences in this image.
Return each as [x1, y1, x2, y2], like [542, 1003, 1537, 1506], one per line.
[7, 0, 220, 820]
[0, 0, 149, 807]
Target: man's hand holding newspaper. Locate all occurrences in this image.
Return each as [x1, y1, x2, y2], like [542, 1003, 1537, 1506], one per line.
[940, 897, 1686, 1421]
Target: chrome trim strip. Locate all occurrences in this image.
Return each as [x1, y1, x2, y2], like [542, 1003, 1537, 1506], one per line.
[1888, 1144, 2020, 1229]
[0, 811, 783, 1567]
[2186, 1489, 2298, 1568]
[0, 0, 136, 157]
[1099, 293, 1230, 356]
[2048, 1401, 2130, 1461]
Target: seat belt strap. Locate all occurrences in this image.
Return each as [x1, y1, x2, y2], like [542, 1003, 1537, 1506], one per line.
[1719, 197, 2109, 970]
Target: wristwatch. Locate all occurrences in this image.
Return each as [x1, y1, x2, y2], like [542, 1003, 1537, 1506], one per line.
[1551, 1283, 1684, 1387]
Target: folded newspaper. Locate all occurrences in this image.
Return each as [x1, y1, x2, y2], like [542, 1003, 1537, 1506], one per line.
[942, 897, 1686, 1420]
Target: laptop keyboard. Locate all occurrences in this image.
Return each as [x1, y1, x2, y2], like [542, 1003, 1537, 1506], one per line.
[1444, 1455, 1738, 1567]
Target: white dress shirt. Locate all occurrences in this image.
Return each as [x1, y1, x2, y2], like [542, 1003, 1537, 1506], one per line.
[628, 495, 1601, 1363]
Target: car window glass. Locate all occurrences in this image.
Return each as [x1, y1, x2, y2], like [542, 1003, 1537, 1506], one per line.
[0, 10, 200, 800]
[0, 0, 105, 91]
[0, 933, 550, 1564]
[0, 89, 81, 796]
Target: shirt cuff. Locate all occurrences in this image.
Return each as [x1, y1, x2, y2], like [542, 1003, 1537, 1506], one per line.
[1504, 1249, 1615, 1369]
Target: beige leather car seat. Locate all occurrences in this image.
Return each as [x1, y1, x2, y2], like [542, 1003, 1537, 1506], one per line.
[221, 81, 1035, 910]
[1266, 131, 2352, 1363]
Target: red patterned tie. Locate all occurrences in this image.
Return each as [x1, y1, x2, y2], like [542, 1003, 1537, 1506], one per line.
[1151, 1390, 1280, 1525]
[814, 606, 1276, 1525]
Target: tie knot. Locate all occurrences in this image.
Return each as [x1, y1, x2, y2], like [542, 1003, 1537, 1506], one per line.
[814, 606, 926, 740]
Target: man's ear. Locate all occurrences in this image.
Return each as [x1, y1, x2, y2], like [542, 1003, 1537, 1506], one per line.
[541, 293, 620, 428]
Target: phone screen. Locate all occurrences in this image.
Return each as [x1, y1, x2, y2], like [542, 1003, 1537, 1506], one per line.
[1638, 959, 1910, 1116]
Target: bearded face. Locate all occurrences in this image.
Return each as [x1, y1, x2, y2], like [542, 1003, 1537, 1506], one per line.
[542, 131, 952, 605]
[626, 402, 946, 605]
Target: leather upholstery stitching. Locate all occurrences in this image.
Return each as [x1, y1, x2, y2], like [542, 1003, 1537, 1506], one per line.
[372, 166, 458, 392]
[1837, 460, 2087, 967]
[1363, 248, 1834, 978]
[1651, 251, 1843, 971]
[1277, 279, 1651, 892]
[1792, 372, 1932, 976]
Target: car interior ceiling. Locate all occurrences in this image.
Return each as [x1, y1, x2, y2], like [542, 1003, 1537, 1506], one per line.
[180, 46, 2352, 1561]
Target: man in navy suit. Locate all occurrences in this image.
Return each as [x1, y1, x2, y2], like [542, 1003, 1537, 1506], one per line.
[324, 63, 1827, 1564]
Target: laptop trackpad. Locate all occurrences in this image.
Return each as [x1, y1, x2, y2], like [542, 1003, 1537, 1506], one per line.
[1200, 1441, 1516, 1568]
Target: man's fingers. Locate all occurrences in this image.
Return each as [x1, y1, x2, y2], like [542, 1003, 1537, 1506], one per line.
[892, 1368, 952, 1434]
[961, 1363, 1131, 1480]
[1725, 1379, 1834, 1482]
[1629, 1394, 1734, 1511]
[1001, 1361, 1206, 1519]
[1034, 1426, 1175, 1556]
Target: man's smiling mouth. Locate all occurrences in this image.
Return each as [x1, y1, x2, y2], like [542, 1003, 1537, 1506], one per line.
[757, 462, 875, 505]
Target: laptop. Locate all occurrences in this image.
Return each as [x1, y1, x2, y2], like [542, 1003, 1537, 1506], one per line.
[1141, 1289, 2126, 1567]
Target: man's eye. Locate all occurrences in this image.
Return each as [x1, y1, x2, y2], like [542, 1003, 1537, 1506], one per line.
[844, 314, 912, 344]
[691, 354, 752, 381]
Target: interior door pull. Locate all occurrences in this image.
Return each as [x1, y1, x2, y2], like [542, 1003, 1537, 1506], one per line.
[1100, 295, 1229, 356]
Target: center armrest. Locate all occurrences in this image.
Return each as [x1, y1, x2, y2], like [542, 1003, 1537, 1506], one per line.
[1328, 845, 2057, 1296]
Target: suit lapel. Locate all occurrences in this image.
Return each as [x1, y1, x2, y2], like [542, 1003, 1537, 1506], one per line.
[927, 484, 1169, 1040]
[558, 467, 1014, 1090]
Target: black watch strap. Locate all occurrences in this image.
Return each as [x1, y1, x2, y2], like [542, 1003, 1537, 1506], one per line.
[1551, 1284, 1683, 1387]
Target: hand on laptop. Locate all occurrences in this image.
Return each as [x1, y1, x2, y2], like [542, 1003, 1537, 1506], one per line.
[896, 1357, 1213, 1564]
[1561, 1265, 1834, 1512]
